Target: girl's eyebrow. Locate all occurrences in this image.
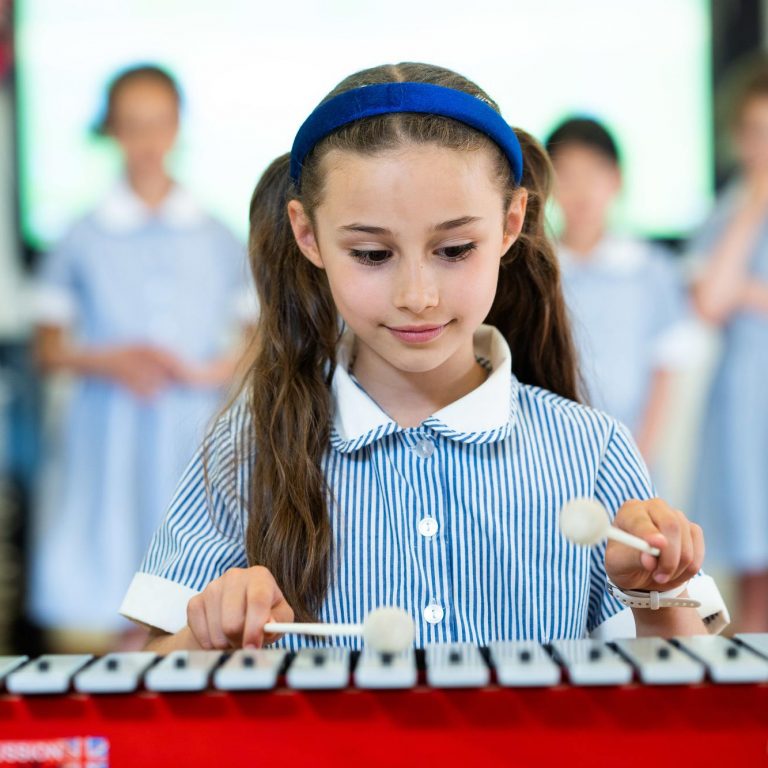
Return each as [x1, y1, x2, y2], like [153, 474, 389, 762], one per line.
[338, 216, 482, 235]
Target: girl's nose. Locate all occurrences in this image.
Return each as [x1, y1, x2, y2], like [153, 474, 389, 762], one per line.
[392, 256, 440, 314]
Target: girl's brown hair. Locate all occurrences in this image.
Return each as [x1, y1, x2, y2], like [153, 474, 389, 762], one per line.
[239, 63, 580, 621]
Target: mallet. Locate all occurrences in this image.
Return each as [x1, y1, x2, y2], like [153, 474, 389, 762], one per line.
[264, 606, 415, 653]
[559, 498, 661, 556]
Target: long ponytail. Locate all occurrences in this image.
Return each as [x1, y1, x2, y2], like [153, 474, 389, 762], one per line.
[486, 129, 582, 402]
[245, 154, 338, 621]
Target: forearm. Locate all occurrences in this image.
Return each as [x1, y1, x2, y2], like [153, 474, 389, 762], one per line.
[693, 205, 763, 322]
[632, 591, 707, 637]
[144, 625, 204, 653]
[35, 326, 111, 377]
[634, 369, 673, 462]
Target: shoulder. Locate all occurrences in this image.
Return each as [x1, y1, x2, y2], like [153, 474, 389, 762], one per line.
[198, 213, 245, 247]
[54, 212, 104, 246]
[200, 396, 255, 499]
[515, 381, 652, 494]
[516, 381, 620, 449]
[38, 216, 107, 273]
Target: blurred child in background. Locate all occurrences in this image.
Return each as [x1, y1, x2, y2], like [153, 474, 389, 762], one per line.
[29, 65, 254, 650]
[690, 58, 768, 632]
[546, 118, 690, 467]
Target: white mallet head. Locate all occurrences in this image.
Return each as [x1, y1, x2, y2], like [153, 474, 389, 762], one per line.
[362, 607, 415, 653]
[559, 498, 609, 546]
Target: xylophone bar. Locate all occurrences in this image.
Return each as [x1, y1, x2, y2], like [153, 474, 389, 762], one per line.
[0, 636, 766, 767]
[2, 635, 768, 694]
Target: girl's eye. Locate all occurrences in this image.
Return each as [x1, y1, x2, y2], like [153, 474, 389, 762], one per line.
[350, 249, 391, 266]
[437, 242, 477, 261]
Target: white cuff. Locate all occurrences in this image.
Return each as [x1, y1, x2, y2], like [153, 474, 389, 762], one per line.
[688, 573, 730, 635]
[29, 284, 78, 325]
[590, 608, 636, 640]
[651, 319, 710, 369]
[119, 572, 199, 634]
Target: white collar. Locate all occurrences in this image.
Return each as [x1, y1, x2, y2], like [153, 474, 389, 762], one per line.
[93, 180, 206, 233]
[330, 324, 518, 453]
[558, 234, 648, 275]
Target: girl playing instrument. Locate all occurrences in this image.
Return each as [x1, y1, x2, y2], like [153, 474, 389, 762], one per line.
[121, 63, 727, 651]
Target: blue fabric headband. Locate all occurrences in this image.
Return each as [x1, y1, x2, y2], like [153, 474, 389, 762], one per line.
[289, 82, 524, 188]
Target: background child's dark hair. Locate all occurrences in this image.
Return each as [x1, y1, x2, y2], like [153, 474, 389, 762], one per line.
[545, 117, 620, 165]
[92, 63, 182, 136]
[237, 63, 582, 621]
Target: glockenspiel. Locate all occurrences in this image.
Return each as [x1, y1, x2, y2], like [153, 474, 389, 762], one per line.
[0, 635, 766, 767]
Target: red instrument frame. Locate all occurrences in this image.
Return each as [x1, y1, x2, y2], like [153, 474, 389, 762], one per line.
[1, 682, 766, 767]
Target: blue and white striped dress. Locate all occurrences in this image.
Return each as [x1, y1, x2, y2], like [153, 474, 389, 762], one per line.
[120, 325, 655, 647]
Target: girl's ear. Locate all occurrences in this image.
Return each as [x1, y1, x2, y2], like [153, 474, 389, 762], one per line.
[287, 200, 324, 269]
[501, 188, 529, 254]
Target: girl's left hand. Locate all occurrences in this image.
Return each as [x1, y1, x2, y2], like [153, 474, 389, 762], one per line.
[605, 498, 704, 592]
[179, 356, 239, 389]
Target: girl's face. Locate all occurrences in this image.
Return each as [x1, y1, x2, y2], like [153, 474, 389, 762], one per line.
[109, 79, 179, 176]
[735, 95, 768, 175]
[289, 144, 525, 379]
[551, 144, 620, 231]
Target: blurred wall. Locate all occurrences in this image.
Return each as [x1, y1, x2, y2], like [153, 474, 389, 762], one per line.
[0, 82, 24, 340]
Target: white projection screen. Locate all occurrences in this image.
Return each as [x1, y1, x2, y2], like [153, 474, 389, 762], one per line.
[15, 0, 713, 249]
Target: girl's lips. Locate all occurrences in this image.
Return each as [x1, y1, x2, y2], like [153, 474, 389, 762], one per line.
[386, 324, 447, 344]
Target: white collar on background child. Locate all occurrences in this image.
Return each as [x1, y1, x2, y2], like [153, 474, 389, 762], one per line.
[330, 324, 519, 453]
[558, 234, 649, 275]
[94, 179, 206, 233]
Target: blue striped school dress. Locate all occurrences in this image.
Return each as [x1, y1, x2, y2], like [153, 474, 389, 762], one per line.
[121, 325, 659, 647]
[690, 183, 768, 571]
[30, 181, 254, 631]
[559, 235, 690, 435]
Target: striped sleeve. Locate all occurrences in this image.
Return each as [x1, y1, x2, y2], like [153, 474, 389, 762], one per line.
[119, 405, 252, 633]
[586, 421, 655, 633]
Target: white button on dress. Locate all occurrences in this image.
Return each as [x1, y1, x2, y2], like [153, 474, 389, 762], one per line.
[417, 517, 439, 538]
[423, 603, 444, 624]
[413, 439, 435, 459]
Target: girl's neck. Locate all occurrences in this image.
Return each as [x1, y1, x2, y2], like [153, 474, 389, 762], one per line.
[126, 168, 174, 210]
[560, 222, 607, 259]
[351, 339, 488, 428]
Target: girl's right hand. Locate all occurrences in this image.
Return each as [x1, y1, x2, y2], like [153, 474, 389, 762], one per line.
[186, 566, 294, 649]
[97, 345, 185, 397]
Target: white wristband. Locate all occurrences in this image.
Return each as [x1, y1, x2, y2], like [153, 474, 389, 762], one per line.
[607, 579, 701, 610]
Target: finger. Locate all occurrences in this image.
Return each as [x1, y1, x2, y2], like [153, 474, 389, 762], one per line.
[242, 574, 280, 648]
[220, 579, 247, 648]
[617, 502, 664, 572]
[689, 523, 705, 577]
[263, 596, 295, 646]
[203, 582, 230, 650]
[272, 596, 295, 624]
[187, 595, 213, 650]
[647, 502, 681, 584]
[147, 348, 185, 377]
[673, 510, 695, 582]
